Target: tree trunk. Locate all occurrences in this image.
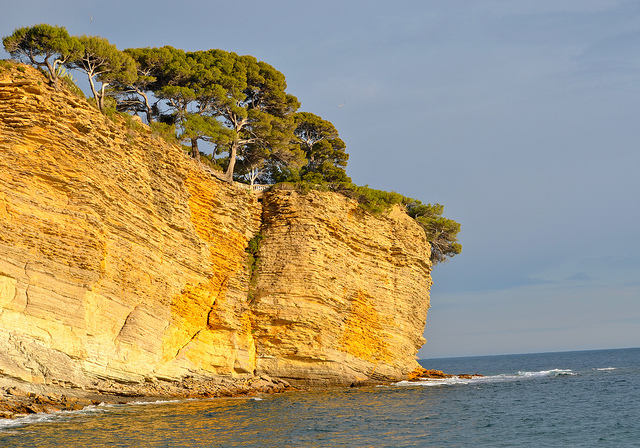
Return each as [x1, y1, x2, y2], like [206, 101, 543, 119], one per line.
[190, 137, 200, 162]
[98, 83, 109, 113]
[87, 73, 100, 112]
[44, 60, 59, 91]
[224, 140, 238, 183]
[141, 91, 152, 123]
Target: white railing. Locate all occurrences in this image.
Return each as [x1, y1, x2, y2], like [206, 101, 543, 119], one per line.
[233, 182, 273, 192]
[199, 165, 272, 193]
[250, 184, 272, 192]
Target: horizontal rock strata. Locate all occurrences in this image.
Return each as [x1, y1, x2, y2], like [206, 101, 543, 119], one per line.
[0, 63, 261, 389]
[0, 62, 433, 412]
[253, 191, 432, 385]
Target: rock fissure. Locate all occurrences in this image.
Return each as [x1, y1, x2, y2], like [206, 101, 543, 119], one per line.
[22, 262, 31, 312]
[174, 329, 203, 359]
[205, 276, 228, 330]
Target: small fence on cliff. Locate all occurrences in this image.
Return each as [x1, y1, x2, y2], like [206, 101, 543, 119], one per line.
[234, 182, 273, 192]
[200, 165, 273, 193]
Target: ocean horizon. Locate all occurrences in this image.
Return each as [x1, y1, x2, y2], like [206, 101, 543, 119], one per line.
[2, 347, 639, 447]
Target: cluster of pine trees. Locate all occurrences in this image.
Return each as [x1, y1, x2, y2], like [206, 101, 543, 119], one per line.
[2, 24, 348, 186]
[3, 24, 461, 263]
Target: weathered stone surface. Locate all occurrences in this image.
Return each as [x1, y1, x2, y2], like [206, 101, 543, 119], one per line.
[252, 191, 432, 384]
[0, 63, 261, 386]
[0, 62, 433, 395]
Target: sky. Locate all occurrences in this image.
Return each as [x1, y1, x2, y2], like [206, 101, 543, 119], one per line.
[2, 0, 640, 359]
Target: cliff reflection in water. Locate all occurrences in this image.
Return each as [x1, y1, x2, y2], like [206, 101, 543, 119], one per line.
[0, 387, 439, 447]
[3, 348, 639, 447]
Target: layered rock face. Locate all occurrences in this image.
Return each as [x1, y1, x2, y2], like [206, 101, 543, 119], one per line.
[0, 64, 261, 386]
[253, 191, 432, 384]
[0, 63, 432, 390]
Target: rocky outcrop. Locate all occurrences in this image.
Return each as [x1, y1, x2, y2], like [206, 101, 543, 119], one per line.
[0, 62, 433, 400]
[0, 374, 293, 419]
[407, 367, 483, 381]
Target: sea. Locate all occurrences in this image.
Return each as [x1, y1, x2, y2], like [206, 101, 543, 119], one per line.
[1, 347, 638, 447]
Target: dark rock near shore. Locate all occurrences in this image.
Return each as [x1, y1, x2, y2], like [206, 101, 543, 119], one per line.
[407, 367, 483, 381]
[0, 375, 295, 419]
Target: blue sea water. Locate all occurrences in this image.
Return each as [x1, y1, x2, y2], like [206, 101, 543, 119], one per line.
[1, 347, 639, 447]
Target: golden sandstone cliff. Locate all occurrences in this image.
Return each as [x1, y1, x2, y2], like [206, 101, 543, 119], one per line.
[0, 63, 432, 395]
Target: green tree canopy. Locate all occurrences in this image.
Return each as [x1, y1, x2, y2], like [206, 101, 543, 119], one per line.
[198, 51, 300, 182]
[113, 47, 167, 122]
[292, 112, 350, 183]
[121, 47, 300, 182]
[68, 35, 136, 112]
[122, 46, 225, 158]
[2, 24, 82, 89]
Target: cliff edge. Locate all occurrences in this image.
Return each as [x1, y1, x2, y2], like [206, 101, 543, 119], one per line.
[0, 63, 432, 396]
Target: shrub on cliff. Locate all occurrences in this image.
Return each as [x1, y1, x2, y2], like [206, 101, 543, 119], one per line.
[245, 232, 264, 300]
[0, 59, 13, 71]
[55, 65, 86, 98]
[351, 186, 461, 264]
[149, 121, 179, 145]
[406, 202, 462, 264]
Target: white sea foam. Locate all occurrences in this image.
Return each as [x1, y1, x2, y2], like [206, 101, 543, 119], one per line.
[0, 398, 188, 432]
[393, 368, 578, 388]
[516, 369, 575, 377]
[594, 367, 616, 371]
[393, 376, 482, 387]
[0, 403, 122, 430]
[0, 399, 184, 431]
[129, 399, 184, 406]
[0, 409, 74, 430]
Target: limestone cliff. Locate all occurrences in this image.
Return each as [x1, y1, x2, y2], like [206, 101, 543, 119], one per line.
[253, 191, 432, 384]
[0, 63, 432, 391]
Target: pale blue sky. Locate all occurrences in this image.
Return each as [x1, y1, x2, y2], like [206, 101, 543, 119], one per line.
[3, 0, 639, 358]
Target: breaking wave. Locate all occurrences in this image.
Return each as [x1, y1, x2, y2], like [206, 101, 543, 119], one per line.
[394, 368, 577, 387]
[516, 369, 575, 377]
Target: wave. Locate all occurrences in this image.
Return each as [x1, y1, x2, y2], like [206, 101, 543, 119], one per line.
[394, 368, 578, 387]
[0, 411, 64, 430]
[0, 402, 118, 431]
[594, 367, 616, 371]
[0, 398, 189, 431]
[129, 399, 186, 406]
[394, 376, 488, 387]
[516, 369, 575, 377]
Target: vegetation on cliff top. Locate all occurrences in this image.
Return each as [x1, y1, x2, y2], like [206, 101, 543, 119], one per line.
[2, 24, 461, 264]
